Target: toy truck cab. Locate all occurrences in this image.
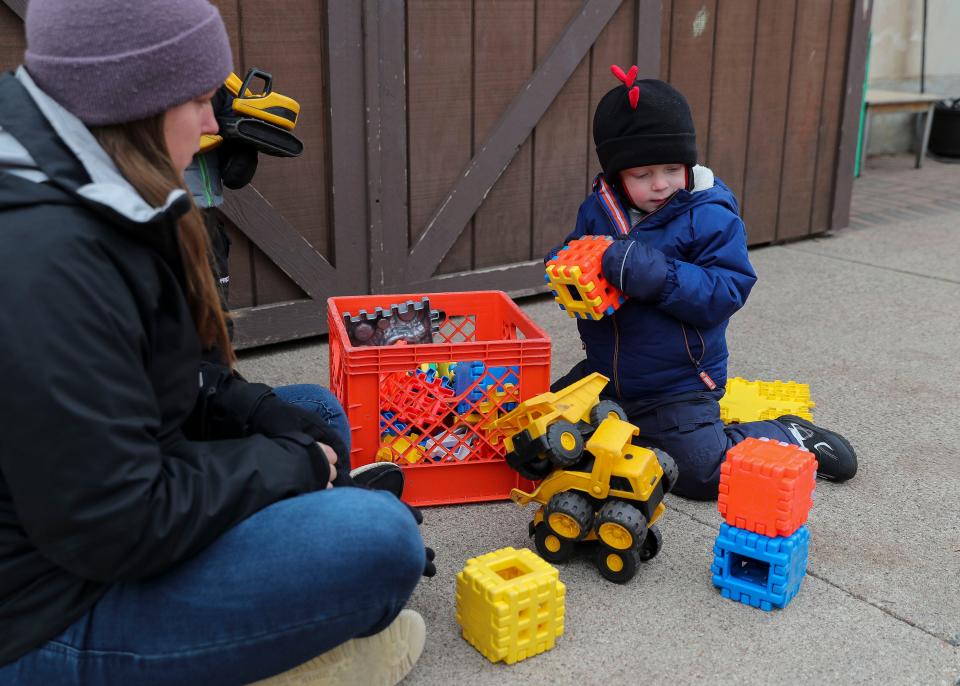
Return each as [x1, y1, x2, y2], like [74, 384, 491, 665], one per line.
[509, 415, 677, 583]
[486, 373, 626, 479]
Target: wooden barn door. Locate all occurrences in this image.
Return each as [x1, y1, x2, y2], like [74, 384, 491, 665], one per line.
[365, 0, 662, 295]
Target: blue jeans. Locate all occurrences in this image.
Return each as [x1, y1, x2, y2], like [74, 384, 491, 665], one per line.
[1, 392, 425, 686]
[273, 384, 352, 471]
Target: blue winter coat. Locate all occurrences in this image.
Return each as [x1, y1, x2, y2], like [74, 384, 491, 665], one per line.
[547, 167, 756, 399]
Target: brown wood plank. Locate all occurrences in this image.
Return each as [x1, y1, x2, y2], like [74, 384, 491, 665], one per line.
[0, 2, 24, 72]
[667, 0, 716, 163]
[811, 0, 853, 234]
[404, 261, 549, 297]
[238, 0, 326, 304]
[406, 0, 624, 281]
[209, 0, 241, 68]
[740, 0, 796, 244]
[832, 0, 872, 230]
[326, 1, 369, 291]
[586, 0, 635, 195]
[232, 300, 324, 349]
[776, 0, 833, 241]
[220, 184, 333, 300]
[635, 0, 662, 79]
[531, 0, 588, 261]
[406, 0, 473, 275]
[660, 0, 673, 80]
[473, 0, 535, 270]
[705, 0, 757, 204]
[364, 0, 410, 291]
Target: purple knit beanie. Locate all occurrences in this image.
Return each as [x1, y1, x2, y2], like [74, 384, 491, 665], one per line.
[24, 0, 233, 126]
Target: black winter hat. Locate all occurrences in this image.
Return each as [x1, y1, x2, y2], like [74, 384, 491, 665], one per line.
[594, 66, 697, 182]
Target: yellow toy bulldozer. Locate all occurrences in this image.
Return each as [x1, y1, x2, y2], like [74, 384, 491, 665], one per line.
[511, 415, 675, 583]
[489, 373, 678, 583]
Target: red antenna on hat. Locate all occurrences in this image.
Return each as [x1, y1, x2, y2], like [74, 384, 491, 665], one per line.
[610, 64, 640, 109]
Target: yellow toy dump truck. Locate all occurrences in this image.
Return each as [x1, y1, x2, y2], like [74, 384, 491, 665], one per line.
[486, 373, 629, 480]
[509, 415, 675, 583]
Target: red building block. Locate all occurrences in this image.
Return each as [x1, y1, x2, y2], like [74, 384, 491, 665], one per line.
[545, 236, 625, 320]
[717, 437, 817, 538]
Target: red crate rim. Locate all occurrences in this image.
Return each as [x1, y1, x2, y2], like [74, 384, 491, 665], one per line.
[327, 290, 550, 352]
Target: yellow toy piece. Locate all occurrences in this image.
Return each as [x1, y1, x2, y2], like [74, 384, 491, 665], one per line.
[375, 434, 423, 464]
[455, 547, 565, 665]
[198, 133, 223, 153]
[485, 373, 621, 479]
[719, 377, 815, 424]
[224, 70, 300, 130]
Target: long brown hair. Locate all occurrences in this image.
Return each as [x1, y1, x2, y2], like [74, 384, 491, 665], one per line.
[91, 115, 235, 366]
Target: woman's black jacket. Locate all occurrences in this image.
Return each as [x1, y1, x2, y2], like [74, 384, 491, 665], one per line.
[0, 70, 342, 665]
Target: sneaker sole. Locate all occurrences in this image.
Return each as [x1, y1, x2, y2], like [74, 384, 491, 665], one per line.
[250, 609, 426, 686]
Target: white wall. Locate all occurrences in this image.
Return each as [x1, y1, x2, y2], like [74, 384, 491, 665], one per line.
[868, 0, 960, 154]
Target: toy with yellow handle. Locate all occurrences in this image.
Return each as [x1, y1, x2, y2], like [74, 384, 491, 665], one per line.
[198, 68, 303, 157]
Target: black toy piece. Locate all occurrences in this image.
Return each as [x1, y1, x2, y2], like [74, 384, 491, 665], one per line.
[343, 297, 440, 347]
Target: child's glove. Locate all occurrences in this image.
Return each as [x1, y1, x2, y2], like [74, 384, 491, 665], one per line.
[600, 238, 670, 302]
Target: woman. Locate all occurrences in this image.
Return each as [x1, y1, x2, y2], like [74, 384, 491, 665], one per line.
[0, 1, 427, 684]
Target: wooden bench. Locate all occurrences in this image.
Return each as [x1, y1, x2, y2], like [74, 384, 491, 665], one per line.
[861, 89, 944, 169]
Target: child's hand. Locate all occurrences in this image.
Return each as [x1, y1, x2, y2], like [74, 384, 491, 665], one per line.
[601, 239, 669, 302]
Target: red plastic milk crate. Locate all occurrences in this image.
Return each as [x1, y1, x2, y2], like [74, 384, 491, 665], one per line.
[328, 291, 551, 506]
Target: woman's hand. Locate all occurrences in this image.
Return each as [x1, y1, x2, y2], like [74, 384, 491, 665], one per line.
[317, 442, 337, 487]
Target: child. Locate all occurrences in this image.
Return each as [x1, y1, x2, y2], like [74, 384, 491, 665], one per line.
[548, 66, 857, 500]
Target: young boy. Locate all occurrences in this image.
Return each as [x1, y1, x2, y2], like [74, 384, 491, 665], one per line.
[548, 66, 857, 500]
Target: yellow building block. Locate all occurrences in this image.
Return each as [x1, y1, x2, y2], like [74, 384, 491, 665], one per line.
[719, 377, 815, 424]
[455, 547, 565, 665]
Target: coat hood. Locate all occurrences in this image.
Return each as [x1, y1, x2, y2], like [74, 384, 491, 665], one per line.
[0, 67, 190, 225]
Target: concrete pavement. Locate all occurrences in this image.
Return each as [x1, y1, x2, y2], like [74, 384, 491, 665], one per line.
[239, 158, 960, 685]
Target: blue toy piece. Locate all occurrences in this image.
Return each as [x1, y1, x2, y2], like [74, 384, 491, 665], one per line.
[453, 361, 519, 414]
[710, 523, 809, 611]
[379, 411, 408, 437]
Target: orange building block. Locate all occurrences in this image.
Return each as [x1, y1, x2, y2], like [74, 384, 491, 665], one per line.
[717, 437, 817, 538]
[545, 236, 625, 320]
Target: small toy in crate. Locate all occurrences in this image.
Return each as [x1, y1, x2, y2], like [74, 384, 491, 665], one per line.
[545, 236, 626, 320]
[490, 373, 676, 583]
[342, 296, 440, 347]
[380, 369, 455, 431]
[454, 361, 519, 415]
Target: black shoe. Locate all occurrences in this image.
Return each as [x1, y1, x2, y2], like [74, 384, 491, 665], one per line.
[778, 415, 858, 482]
[350, 462, 405, 498]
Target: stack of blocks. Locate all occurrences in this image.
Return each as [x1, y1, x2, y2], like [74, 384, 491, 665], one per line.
[456, 547, 565, 665]
[710, 437, 818, 611]
[545, 235, 626, 320]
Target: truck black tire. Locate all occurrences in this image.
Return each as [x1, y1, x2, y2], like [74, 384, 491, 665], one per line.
[545, 420, 584, 468]
[595, 543, 641, 584]
[590, 400, 628, 426]
[596, 500, 647, 551]
[545, 491, 594, 541]
[639, 524, 662, 562]
[534, 522, 576, 563]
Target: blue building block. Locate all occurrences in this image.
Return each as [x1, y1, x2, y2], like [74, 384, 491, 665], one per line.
[453, 361, 519, 414]
[710, 523, 809, 611]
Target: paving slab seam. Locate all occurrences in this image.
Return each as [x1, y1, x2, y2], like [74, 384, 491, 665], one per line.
[667, 505, 960, 649]
[777, 244, 960, 286]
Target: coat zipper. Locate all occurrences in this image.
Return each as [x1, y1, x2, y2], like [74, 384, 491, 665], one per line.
[612, 314, 622, 399]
